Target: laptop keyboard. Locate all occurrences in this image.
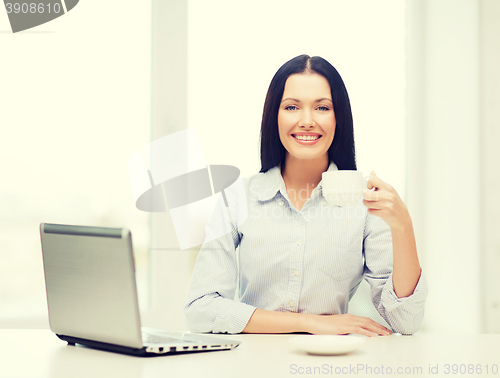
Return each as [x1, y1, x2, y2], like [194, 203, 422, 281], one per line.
[142, 333, 196, 345]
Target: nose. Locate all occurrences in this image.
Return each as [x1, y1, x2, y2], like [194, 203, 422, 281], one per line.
[299, 108, 315, 128]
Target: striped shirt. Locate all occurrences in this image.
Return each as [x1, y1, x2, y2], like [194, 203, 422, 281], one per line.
[184, 161, 428, 335]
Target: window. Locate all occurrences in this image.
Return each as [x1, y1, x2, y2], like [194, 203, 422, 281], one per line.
[0, 2, 151, 327]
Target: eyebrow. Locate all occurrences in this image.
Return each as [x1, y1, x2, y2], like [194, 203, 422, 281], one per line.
[281, 97, 333, 103]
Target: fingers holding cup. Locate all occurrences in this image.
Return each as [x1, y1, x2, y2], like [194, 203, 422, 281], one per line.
[366, 171, 386, 190]
[363, 174, 379, 202]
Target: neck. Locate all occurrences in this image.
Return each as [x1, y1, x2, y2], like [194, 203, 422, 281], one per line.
[281, 154, 329, 190]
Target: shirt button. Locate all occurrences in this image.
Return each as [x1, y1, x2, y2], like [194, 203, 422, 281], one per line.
[323, 201, 327, 206]
[293, 269, 299, 276]
[279, 201, 284, 206]
[304, 218, 309, 223]
[289, 301, 295, 307]
[296, 240, 301, 246]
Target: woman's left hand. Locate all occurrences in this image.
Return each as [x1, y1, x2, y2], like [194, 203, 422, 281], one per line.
[363, 171, 411, 230]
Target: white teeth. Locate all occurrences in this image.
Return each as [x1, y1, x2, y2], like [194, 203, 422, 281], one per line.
[294, 135, 320, 141]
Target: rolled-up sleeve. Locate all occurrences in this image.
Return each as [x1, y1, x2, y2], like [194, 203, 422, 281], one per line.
[362, 213, 428, 335]
[184, 179, 257, 334]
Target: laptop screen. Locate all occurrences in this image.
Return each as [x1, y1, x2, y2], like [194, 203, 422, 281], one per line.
[40, 223, 143, 348]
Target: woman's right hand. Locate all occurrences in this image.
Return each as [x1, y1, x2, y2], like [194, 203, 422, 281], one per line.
[303, 313, 393, 337]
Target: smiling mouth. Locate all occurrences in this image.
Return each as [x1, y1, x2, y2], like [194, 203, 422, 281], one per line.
[292, 134, 322, 141]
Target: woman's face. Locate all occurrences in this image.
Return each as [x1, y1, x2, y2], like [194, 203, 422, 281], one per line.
[278, 73, 336, 162]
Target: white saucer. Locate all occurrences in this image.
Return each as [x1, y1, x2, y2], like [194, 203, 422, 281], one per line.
[288, 335, 365, 355]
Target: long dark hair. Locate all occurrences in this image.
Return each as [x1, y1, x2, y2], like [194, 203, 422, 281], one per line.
[259, 54, 356, 172]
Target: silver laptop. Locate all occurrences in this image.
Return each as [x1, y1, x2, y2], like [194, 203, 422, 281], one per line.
[40, 223, 240, 356]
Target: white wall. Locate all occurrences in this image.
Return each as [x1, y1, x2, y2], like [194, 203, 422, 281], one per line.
[0, 0, 151, 327]
[480, 0, 500, 333]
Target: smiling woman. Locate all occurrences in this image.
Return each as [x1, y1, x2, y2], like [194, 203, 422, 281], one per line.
[260, 55, 355, 174]
[170, 0, 412, 335]
[278, 74, 336, 159]
[184, 54, 428, 337]
[259, 55, 355, 213]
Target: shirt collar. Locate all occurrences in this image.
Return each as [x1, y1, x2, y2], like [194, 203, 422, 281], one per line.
[255, 160, 339, 201]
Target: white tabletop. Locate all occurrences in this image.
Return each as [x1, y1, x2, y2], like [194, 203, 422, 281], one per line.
[1, 329, 499, 378]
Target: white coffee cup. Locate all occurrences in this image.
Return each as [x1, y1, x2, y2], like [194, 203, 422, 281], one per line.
[321, 170, 376, 206]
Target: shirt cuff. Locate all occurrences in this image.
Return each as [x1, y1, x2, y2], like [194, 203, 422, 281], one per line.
[381, 268, 428, 313]
[213, 300, 257, 334]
